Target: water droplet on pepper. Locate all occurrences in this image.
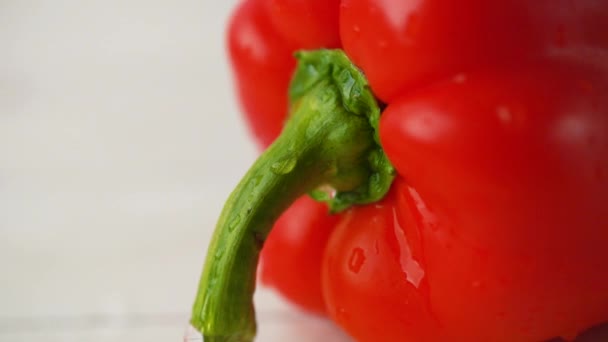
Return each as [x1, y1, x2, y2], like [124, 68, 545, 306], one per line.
[348, 247, 366, 274]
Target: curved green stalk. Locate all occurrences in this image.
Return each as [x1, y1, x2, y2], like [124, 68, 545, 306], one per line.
[190, 50, 395, 342]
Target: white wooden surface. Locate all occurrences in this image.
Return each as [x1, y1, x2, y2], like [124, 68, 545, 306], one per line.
[0, 1, 351, 341]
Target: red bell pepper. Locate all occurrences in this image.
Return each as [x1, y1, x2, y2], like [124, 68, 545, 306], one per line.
[191, 0, 608, 341]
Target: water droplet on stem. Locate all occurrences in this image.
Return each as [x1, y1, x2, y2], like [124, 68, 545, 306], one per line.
[228, 215, 241, 232]
[271, 156, 297, 175]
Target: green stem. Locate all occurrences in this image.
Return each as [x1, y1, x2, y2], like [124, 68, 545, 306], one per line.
[190, 50, 395, 342]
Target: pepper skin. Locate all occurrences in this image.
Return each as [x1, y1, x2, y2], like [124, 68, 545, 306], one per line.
[193, 1, 608, 341]
[324, 60, 608, 341]
[259, 196, 339, 314]
[227, 0, 340, 148]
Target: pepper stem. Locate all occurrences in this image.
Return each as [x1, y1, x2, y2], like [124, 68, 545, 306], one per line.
[190, 50, 394, 342]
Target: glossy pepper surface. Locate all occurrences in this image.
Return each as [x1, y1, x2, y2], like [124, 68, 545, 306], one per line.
[191, 0, 608, 341]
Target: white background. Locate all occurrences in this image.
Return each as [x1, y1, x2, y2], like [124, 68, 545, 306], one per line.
[0, 1, 350, 341]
